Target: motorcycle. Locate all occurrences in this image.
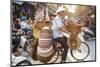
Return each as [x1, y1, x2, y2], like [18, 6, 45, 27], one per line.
[12, 54, 32, 66]
[12, 30, 33, 66]
[83, 27, 95, 40]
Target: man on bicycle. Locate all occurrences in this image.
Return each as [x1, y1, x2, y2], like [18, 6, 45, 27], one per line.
[52, 6, 70, 63]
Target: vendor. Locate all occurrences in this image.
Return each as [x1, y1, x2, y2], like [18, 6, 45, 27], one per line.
[52, 6, 70, 63]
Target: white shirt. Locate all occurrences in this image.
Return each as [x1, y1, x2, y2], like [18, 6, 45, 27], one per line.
[52, 16, 64, 39]
[20, 21, 27, 29]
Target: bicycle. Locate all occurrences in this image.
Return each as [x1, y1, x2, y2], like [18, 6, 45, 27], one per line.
[24, 36, 90, 64]
[48, 36, 90, 63]
[20, 30, 34, 55]
[23, 33, 90, 64]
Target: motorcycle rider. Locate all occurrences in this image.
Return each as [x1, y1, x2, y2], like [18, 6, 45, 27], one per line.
[12, 18, 21, 53]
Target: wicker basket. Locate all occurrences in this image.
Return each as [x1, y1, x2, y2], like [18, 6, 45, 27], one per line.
[67, 36, 81, 50]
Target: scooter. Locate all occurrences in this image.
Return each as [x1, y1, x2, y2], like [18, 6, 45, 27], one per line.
[83, 27, 95, 40]
[12, 54, 32, 66]
[12, 30, 33, 66]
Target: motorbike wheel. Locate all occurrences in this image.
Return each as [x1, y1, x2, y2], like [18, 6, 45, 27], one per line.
[83, 34, 89, 40]
[16, 60, 32, 66]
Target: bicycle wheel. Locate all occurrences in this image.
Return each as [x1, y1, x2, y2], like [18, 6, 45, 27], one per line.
[20, 40, 32, 56]
[70, 42, 90, 61]
[24, 41, 33, 54]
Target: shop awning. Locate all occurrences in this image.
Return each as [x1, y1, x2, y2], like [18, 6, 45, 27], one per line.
[13, 0, 23, 5]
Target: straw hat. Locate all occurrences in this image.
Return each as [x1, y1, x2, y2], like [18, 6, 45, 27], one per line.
[56, 6, 66, 13]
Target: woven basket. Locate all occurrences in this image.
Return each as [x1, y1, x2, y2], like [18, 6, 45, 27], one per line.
[37, 48, 55, 63]
[67, 36, 81, 50]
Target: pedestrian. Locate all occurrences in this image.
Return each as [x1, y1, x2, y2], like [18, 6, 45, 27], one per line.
[48, 13, 56, 24]
[52, 6, 70, 63]
[14, 18, 21, 30]
[20, 16, 31, 33]
[26, 17, 33, 30]
[12, 18, 21, 53]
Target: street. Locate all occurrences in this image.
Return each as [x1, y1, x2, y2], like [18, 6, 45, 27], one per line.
[85, 38, 96, 61]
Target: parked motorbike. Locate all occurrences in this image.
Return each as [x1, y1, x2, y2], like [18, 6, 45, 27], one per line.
[12, 54, 32, 66]
[83, 27, 96, 40]
[12, 30, 33, 66]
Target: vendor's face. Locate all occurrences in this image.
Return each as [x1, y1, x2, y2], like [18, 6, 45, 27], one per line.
[58, 11, 67, 17]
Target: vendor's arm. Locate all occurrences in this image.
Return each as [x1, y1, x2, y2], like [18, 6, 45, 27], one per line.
[55, 18, 71, 34]
[60, 25, 71, 35]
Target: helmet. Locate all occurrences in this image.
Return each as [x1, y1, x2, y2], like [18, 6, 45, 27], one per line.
[21, 16, 27, 21]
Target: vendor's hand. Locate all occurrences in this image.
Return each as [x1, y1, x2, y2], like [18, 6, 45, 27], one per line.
[66, 32, 71, 35]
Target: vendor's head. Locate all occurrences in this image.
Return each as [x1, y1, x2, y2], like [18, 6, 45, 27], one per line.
[56, 6, 68, 17]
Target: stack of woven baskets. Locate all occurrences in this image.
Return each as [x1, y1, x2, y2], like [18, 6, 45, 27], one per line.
[37, 26, 54, 63]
